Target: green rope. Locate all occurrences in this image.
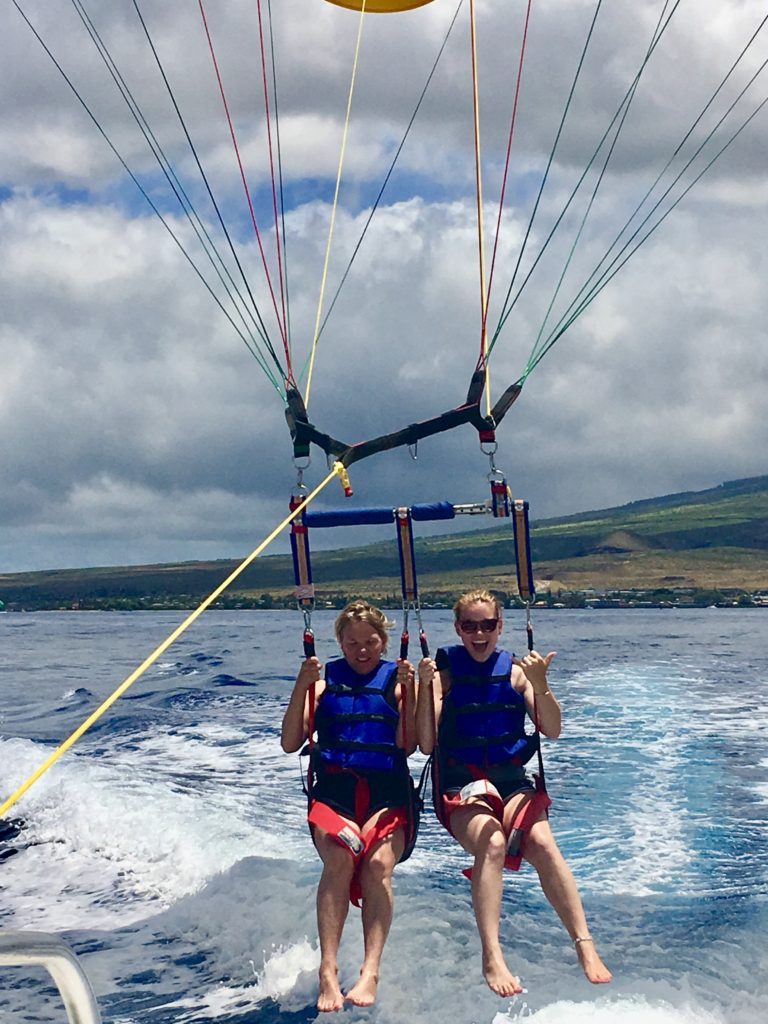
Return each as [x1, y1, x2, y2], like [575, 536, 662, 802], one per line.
[523, 16, 768, 380]
[70, 0, 283, 388]
[131, 0, 288, 380]
[488, 0, 606, 356]
[12, 0, 285, 398]
[524, 72, 768, 381]
[526, 1, 674, 367]
[487, 0, 680, 360]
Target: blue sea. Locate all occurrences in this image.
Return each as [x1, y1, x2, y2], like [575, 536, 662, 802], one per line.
[1, 608, 767, 1023]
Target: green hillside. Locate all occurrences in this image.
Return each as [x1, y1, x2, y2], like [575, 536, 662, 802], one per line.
[2, 476, 768, 610]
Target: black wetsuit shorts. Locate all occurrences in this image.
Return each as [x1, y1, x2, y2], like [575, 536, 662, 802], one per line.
[312, 765, 409, 825]
[441, 760, 534, 802]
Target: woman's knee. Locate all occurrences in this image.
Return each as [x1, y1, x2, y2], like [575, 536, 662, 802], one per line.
[316, 833, 357, 877]
[522, 823, 560, 866]
[360, 842, 397, 886]
[476, 825, 508, 868]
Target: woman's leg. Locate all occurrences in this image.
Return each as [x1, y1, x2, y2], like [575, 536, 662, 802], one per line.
[313, 826, 357, 1011]
[450, 800, 524, 997]
[345, 811, 405, 1007]
[505, 797, 612, 984]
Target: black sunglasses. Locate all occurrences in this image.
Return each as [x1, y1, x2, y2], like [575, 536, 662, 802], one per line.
[458, 618, 499, 634]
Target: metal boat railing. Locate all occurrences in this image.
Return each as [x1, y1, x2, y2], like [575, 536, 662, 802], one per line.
[0, 931, 102, 1024]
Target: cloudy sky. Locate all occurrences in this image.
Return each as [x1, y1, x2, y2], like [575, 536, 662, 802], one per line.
[1, 0, 767, 573]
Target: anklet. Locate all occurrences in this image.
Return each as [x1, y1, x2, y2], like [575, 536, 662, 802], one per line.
[574, 936, 594, 945]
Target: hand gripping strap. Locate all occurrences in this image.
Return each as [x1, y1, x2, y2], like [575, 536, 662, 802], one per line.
[308, 799, 408, 907]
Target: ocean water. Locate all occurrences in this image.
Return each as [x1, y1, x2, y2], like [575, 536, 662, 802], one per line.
[1, 607, 767, 1024]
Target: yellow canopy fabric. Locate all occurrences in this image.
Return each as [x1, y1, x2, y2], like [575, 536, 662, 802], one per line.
[324, 1, 435, 12]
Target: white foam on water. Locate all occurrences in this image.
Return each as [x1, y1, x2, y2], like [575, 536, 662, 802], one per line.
[160, 940, 319, 1021]
[0, 736, 305, 930]
[3, 612, 767, 1024]
[497, 993, 728, 1024]
[556, 664, 714, 897]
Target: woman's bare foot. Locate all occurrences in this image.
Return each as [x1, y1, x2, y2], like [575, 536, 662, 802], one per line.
[574, 937, 612, 984]
[345, 968, 379, 1007]
[482, 951, 524, 997]
[317, 964, 344, 1012]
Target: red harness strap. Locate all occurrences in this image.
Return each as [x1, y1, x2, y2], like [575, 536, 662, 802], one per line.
[437, 777, 552, 878]
[459, 788, 553, 878]
[308, 799, 408, 907]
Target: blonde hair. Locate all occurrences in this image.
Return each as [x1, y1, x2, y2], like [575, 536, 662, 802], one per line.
[453, 589, 502, 622]
[334, 600, 394, 649]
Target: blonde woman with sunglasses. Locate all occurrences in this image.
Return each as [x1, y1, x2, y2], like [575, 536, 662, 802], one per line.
[417, 589, 610, 995]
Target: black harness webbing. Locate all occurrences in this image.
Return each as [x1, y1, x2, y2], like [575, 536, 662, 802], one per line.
[395, 508, 430, 659]
[289, 493, 316, 657]
[285, 373, 522, 466]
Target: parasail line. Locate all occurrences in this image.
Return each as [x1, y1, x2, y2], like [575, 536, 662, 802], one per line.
[482, 0, 533, 369]
[304, 0, 464, 381]
[528, 0, 670, 363]
[11, 0, 285, 394]
[130, 0, 285, 372]
[0, 463, 344, 820]
[488, 0, 682, 357]
[68, 0, 281, 381]
[526, 76, 768, 380]
[304, 0, 369, 410]
[468, 0, 491, 417]
[255, 0, 290, 366]
[490, 0, 607, 346]
[526, 7, 768, 374]
[197, 0, 292, 381]
[267, 0, 293, 360]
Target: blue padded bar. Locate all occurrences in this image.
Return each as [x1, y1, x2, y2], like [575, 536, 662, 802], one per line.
[304, 501, 456, 528]
[410, 501, 455, 521]
[304, 507, 396, 527]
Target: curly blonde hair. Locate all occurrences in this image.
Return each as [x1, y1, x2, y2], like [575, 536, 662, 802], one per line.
[453, 589, 502, 622]
[334, 600, 395, 649]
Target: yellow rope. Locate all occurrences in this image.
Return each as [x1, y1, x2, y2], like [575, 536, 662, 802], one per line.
[304, 0, 368, 410]
[468, 0, 491, 418]
[0, 463, 344, 819]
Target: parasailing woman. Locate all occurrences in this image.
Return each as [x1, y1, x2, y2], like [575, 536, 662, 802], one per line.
[281, 600, 418, 1011]
[417, 588, 611, 995]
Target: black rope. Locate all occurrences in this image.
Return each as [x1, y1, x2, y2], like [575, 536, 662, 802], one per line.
[10, 0, 286, 394]
[69, 0, 279, 377]
[130, 0, 285, 377]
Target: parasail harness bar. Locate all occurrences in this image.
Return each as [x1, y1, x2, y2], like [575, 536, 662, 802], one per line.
[290, 486, 537, 658]
[285, 371, 522, 467]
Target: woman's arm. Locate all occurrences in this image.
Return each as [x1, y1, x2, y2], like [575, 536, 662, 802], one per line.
[395, 659, 418, 755]
[513, 650, 561, 739]
[281, 656, 323, 752]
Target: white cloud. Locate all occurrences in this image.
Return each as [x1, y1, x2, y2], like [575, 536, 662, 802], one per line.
[1, 0, 767, 571]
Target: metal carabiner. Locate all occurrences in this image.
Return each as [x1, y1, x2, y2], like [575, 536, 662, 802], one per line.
[294, 455, 311, 489]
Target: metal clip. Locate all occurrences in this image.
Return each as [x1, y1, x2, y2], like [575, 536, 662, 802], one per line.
[294, 455, 311, 488]
[484, 446, 499, 475]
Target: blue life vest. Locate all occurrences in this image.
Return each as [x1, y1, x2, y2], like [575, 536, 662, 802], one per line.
[315, 658, 403, 773]
[437, 645, 536, 768]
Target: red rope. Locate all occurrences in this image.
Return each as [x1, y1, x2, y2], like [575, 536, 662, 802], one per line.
[197, 0, 294, 384]
[255, 0, 290, 363]
[478, 0, 534, 373]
